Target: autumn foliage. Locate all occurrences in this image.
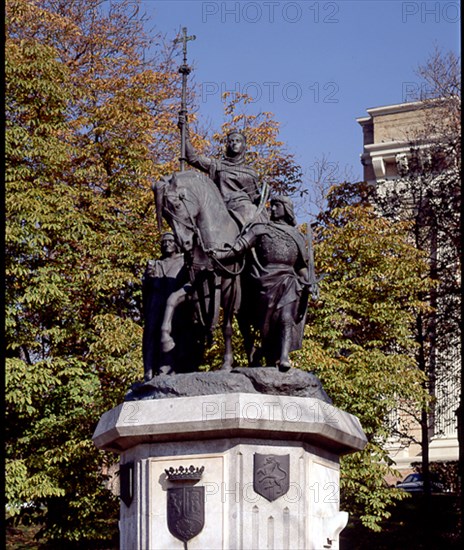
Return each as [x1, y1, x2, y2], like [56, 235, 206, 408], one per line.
[5, 0, 303, 544]
[294, 182, 432, 529]
[5, 0, 437, 545]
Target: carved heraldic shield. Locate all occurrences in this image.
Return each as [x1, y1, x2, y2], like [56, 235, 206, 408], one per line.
[167, 486, 205, 545]
[254, 453, 290, 502]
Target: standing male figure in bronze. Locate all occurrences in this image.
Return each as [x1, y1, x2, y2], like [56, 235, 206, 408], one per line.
[142, 232, 203, 379]
[210, 196, 310, 371]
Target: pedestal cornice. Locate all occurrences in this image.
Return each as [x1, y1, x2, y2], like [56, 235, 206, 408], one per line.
[93, 393, 367, 455]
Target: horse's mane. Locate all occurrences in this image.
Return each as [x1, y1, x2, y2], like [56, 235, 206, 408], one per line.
[174, 170, 229, 215]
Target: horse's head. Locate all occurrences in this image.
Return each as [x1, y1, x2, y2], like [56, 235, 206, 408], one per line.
[154, 171, 200, 253]
[154, 170, 239, 263]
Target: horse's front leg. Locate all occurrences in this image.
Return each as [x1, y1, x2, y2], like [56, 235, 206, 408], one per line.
[237, 310, 261, 367]
[220, 275, 240, 371]
[161, 287, 187, 352]
[221, 314, 233, 371]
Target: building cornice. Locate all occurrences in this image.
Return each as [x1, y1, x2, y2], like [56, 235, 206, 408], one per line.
[358, 97, 452, 123]
[365, 101, 424, 117]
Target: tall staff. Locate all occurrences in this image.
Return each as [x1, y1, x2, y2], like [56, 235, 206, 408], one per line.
[174, 27, 196, 171]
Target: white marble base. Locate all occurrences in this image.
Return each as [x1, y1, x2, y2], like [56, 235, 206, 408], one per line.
[93, 393, 366, 549]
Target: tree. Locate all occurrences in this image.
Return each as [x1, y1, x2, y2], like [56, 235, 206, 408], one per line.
[5, 0, 182, 544]
[293, 181, 433, 530]
[5, 1, 304, 545]
[7, 1, 440, 543]
[374, 48, 461, 512]
[303, 153, 356, 217]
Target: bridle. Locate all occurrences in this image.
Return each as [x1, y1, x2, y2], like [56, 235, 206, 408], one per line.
[164, 188, 245, 277]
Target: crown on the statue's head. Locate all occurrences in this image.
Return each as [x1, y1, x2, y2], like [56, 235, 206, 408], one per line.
[165, 465, 204, 481]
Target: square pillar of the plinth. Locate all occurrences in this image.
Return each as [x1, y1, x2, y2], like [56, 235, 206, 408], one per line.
[93, 393, 367, 550]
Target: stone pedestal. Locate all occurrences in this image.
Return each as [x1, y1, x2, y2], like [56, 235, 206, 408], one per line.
[93, 392, 367, 549]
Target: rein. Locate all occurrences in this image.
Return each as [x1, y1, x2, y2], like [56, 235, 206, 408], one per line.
[211, 251, 246, 277]
[167, 189, 245, 277]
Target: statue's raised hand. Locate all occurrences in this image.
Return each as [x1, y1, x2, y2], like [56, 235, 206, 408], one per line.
[178, 114, 188, 131]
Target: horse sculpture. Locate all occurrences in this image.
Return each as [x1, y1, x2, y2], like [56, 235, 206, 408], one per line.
[154, 170, 243, 371]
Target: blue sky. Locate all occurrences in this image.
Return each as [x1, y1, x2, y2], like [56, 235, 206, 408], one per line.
[140, 0, 460, 204]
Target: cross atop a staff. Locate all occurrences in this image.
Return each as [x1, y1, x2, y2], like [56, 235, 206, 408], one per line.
[174, 27, 196, 76]
[174, 27, 196, 171]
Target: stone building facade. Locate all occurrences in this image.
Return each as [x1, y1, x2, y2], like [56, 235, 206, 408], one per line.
[357, 101, 460, 480]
